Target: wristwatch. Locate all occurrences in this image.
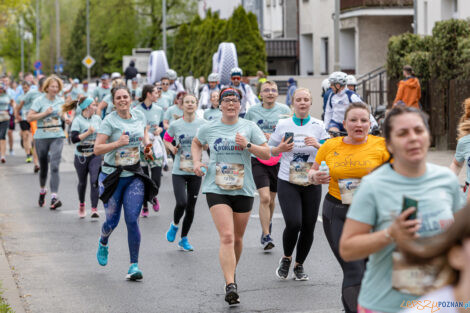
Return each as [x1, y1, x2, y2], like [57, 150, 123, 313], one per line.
[246, 142, 252, 149]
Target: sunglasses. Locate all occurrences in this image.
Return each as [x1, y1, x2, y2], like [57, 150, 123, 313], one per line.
[162, 82, 169, 86]
[231, 77, 241, 81]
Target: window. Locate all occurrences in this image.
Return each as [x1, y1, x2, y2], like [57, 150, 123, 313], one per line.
[321, 37, 329, 75]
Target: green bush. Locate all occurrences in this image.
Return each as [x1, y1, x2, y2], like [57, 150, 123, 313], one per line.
[404, 51, 431, 82]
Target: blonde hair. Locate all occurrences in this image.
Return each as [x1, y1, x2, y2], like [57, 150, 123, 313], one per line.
[458, 98, 470, 139]
[292, 87, 312, 103]
[43, 75, 63, 93]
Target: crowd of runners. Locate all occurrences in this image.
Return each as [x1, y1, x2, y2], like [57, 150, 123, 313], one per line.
[1, 65, 470, 313]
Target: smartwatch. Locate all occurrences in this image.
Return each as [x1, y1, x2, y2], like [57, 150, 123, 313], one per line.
[246, 142, 252, 149]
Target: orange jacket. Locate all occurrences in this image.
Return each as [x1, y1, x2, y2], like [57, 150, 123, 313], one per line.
[394, 77, 421, 108]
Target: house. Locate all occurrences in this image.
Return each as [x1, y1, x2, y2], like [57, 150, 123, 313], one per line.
[416, 0, 470, 35]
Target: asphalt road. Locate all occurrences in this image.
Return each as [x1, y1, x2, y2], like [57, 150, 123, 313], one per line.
[0, 142, 345, 313]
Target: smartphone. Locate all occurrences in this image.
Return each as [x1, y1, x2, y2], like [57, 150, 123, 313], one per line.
[284, 132, 294, 144]
[402, 196, 418, 220]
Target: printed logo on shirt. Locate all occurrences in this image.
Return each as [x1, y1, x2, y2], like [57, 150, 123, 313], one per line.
[213, 137, 243, 153]
[256, 119, 277, 133]
[292, 153, 309, 162]
[178, 134, 193, 146]
[334, 151, 339, 156]
[333, 154, 372, 168]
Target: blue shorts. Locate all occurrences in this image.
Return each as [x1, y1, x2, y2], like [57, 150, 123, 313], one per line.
[328, 120, 345, 132]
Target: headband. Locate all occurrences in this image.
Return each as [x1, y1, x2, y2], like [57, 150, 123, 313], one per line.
[79, 97, 94, 110]
[219, 88, 241, 104]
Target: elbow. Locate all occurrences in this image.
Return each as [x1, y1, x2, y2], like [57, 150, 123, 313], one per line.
[339, 238, 354, 262]
[93, 146, 103, 156]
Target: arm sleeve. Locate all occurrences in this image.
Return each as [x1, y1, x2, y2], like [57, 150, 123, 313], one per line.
[98, 118, 113, 136]
[268, 123, 282, 147]
[455, 139, 466, 163]
[346, 177, 377, 225]
[196, 124, 208, 145]
[394, 81, 404, 103]
[250, 122, 267, 145]
[71, 131, 81, 144]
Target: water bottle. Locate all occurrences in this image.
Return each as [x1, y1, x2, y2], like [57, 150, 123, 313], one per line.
[319, 161, 329, 176]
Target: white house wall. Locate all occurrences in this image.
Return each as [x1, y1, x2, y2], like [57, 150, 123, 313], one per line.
[417, 0, 470, 35]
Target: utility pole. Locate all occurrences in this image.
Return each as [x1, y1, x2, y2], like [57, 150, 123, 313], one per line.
[36, 0, 40, 62]
[86, 0, 90, 81]
[55, 0, 60, 72]
[333, 0, 340, 71]
[162, 0, 167, 54]
[20, 18, 24, 74]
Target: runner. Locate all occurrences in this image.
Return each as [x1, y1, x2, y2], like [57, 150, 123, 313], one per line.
[310, 102, 390, 313]
[63, 96, 102, 218]
[129, 77, 142, 108]
[199, 73, 221, 110]
[93, 74, 111, 103]
[268, 88, 328, 279]
[94, 86, 156, 280]
[164, 94, 206, 251]
[0, 82, 15, 163]
[27, 75, 69, 209]
[163, 91, 185, 130]
[156, 77, 176, 113]
[203, 91, 222, 121]
[244, 80, 291, 250]
[225, 67, 256, 118]
[346, 75, 358, 92]
[98, 79, 126, 118]
[15, 81, 34, 163]
[133, 84, 164, 217]
[192, 87, 270, 305]
[64, 78, 84, 101]
[339, 105, 462, 313]
[166, 69, 184, 93]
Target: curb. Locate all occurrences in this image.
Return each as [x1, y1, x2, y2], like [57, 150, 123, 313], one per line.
[0, 238, 26, 313]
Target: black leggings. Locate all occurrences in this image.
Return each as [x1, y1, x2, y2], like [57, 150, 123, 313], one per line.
[322, 194, 365, 313]
[277, 179, 322, 264]
[172, 174, 202, 237]
[73, 154, 101, 208]
[141, 165, 162, 207]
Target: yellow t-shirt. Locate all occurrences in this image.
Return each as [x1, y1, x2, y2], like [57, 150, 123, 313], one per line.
[315, 135, 390, 201]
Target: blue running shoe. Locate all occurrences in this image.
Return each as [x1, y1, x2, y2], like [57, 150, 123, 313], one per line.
[261, 234, 275, 251]
[178, 237, 194, 251]
[166, 223, 179, 242]
[97, 242, 108, 266]
[126, 263, 143, 281]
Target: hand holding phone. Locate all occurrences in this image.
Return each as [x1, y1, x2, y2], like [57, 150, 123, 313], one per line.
[284, 132, 294, 144]
[402, 196, 418, 220]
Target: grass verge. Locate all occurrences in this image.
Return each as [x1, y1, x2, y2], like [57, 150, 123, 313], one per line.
[0, 281, 13, 313]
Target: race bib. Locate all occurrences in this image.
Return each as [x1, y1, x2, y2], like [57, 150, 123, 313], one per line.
[215, 163, 244, 190]
[289, 162, 313, 186]
[42, 116, 61, 132]
[179, 150, 194, 173]
[392, 251, 454, 296]
[79, 139, 95, 157]
[338, 178, 361, 205]
[115, 146, 140, 166]
[0, 111, 9, 122]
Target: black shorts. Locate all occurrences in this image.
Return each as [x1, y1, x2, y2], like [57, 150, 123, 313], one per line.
[19, 120, 31, 131]
[251, 157, 280, 192]
[206, 193, 254, 213]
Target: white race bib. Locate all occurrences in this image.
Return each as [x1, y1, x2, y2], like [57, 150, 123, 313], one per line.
[215, 163, 244, 190]
[115, 146, 140, 166]
[289, 162, 313, 186]
[338, 178, 361, 205]
[179, 150, 194, 173]
[42, 116, 61, 132]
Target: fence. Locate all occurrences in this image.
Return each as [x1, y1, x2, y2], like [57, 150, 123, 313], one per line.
[388, 78, 470, 150]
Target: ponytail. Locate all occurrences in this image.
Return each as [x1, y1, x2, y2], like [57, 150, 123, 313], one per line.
[62, 95, 85, 114]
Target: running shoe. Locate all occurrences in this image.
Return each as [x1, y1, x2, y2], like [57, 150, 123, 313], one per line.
[163, 164, 169, 172]
[79, 203, 86, 218]
[140, 206, 149, 218]
[152, 198, 160, 212]
[50, 198, 62, 210]
[1, 157, 5, 164]
[38, 191, 46, 207]
[293, 264, 309, 281]
[34, 165, 40, 173]
[96, 242, 108, 266]
[126, 263, 143, 281]
[178, 237, 194, 251]
[166, 223, 179, 242]
[90, 208, 100, 218]
[261, 234, 275, 251]
[224, 283, 240, 305]
[26, 155, 32, 163]
[9, 150, 14, 156]
[276, 257, 292, 280]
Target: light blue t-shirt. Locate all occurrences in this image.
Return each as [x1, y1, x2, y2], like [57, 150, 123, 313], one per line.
[196, 118, 267, 196]
[103, 94, 114, 117]
[347, 163, 463, 313]
[98, 110, 146, 177]
[167, 117, 207, 176]
[0, 94, 11, 122]
[70, 114, 102, 157]
[244, 102, 291, 134]
[21, 90, 42, 120]
[93, 86, 111, 102]
[132, 103, 164, 133]
[164, 105, 183, 125]
[455, 134, 470, 184]
[156, 90, 175, 112]
[130, 87, 142, 107]
[70, 87, 84, 101]
[30, 94, 65, 139]
[203, 107, 222, 121]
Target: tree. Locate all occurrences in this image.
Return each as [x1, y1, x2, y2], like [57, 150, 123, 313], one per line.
[64, 2, 87, 78]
